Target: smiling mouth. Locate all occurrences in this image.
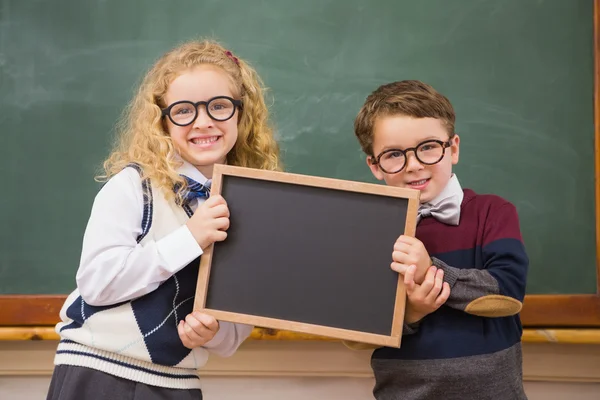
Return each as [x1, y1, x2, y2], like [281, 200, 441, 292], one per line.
[407, 178, 430, 188]
[190, 136, 221, 148]
[190, 136, 220, 145]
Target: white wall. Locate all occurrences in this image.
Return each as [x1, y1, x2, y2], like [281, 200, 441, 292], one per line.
[1, 340, 599, 399]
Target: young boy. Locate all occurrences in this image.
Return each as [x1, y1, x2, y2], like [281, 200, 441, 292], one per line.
[353, 80, 529, 400]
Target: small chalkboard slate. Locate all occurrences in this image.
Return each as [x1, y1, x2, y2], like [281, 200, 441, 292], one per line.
[193, 165, 419, 347]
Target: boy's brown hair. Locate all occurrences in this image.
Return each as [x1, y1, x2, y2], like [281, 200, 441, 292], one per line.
[354, 80, 456, 157]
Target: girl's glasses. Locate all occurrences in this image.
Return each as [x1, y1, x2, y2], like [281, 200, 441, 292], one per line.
[161, 96, 243, 126]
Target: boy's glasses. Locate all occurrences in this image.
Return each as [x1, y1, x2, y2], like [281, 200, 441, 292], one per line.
[371, 139, 452, 174]
[161, 96, 243, 126]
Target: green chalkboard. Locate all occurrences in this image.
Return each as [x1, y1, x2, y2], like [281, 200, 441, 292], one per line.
[0, 0, 596, 296]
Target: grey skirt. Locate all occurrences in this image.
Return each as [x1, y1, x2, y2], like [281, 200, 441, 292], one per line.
[46, 365, 203, 400]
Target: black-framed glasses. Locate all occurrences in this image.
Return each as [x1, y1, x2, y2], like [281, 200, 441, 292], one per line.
[161, 96, 243, 126]
[371, 139, 452, 174]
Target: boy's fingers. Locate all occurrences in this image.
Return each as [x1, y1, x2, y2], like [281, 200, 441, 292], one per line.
[391, 262, 409, 275]
[418, 266, 437, 293]
[396, 235, 416, 246]
[404, 264, 416, 282]
[393, 241, 411, 253]
[425, 269, 445, 303]
[392, 250, 410, 264]
[404, 265, 417, 294]
[428, 269, 444, 304]
[435, 282, 451, 307]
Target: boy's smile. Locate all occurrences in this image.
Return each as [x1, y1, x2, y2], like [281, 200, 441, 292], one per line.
[406, 178, 430, 191]
[367, 115, 460, 203]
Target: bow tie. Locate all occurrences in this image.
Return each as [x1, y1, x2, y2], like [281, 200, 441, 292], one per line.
[177, 176, 211, 205]
[417, 194, 461, 226]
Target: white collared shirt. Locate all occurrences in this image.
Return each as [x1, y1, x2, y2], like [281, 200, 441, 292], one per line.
[421, 174, 464, 209]
[417, 174, 464, 225]
[76, 161, 208, 306]
[72, 160, 252, 357]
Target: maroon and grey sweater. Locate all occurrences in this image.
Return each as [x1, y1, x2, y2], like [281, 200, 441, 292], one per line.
[371, 189, 529, 400]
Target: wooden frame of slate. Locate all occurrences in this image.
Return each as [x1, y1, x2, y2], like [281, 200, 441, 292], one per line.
[193, 164, 419, 347]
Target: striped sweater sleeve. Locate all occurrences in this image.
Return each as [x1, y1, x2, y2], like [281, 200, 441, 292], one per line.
[433, 202, 529, 317]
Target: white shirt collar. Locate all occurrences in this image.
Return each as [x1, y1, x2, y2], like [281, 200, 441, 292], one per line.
[424, 174, 464, 208]
[176, 159, 210, 186]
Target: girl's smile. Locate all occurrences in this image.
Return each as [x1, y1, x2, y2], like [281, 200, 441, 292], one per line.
[164, 65, 240, 178]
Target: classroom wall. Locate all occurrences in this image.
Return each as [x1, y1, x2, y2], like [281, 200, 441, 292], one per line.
[1, 340, 598, 399]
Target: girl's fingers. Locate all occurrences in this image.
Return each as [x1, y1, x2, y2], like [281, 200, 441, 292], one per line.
[178, 321, 194, 349]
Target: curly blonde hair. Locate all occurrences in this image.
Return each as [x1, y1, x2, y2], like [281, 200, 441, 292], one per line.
[99, 39, 281, 201]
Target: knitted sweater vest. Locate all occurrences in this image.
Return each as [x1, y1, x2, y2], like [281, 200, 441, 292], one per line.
[54, 169, 206, 389]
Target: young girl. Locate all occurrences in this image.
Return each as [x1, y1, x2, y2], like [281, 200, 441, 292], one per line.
[47, 39, 281, 400]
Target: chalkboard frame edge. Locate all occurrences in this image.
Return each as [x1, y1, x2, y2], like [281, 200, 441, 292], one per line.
[192, 164, 418, 347]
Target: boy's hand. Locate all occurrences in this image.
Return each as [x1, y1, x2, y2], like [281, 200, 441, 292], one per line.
[178, 312, 220, 349]
[186, 195, 230, 250]
[391, 235, 431, 284]
[404, 265, 450, 324]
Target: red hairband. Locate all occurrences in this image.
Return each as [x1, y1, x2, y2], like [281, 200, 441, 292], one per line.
[225, 50, 239, 65]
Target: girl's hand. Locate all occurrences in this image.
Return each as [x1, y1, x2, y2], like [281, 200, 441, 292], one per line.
[186, 195, 230, 250]
[178, 312, 220, 349]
